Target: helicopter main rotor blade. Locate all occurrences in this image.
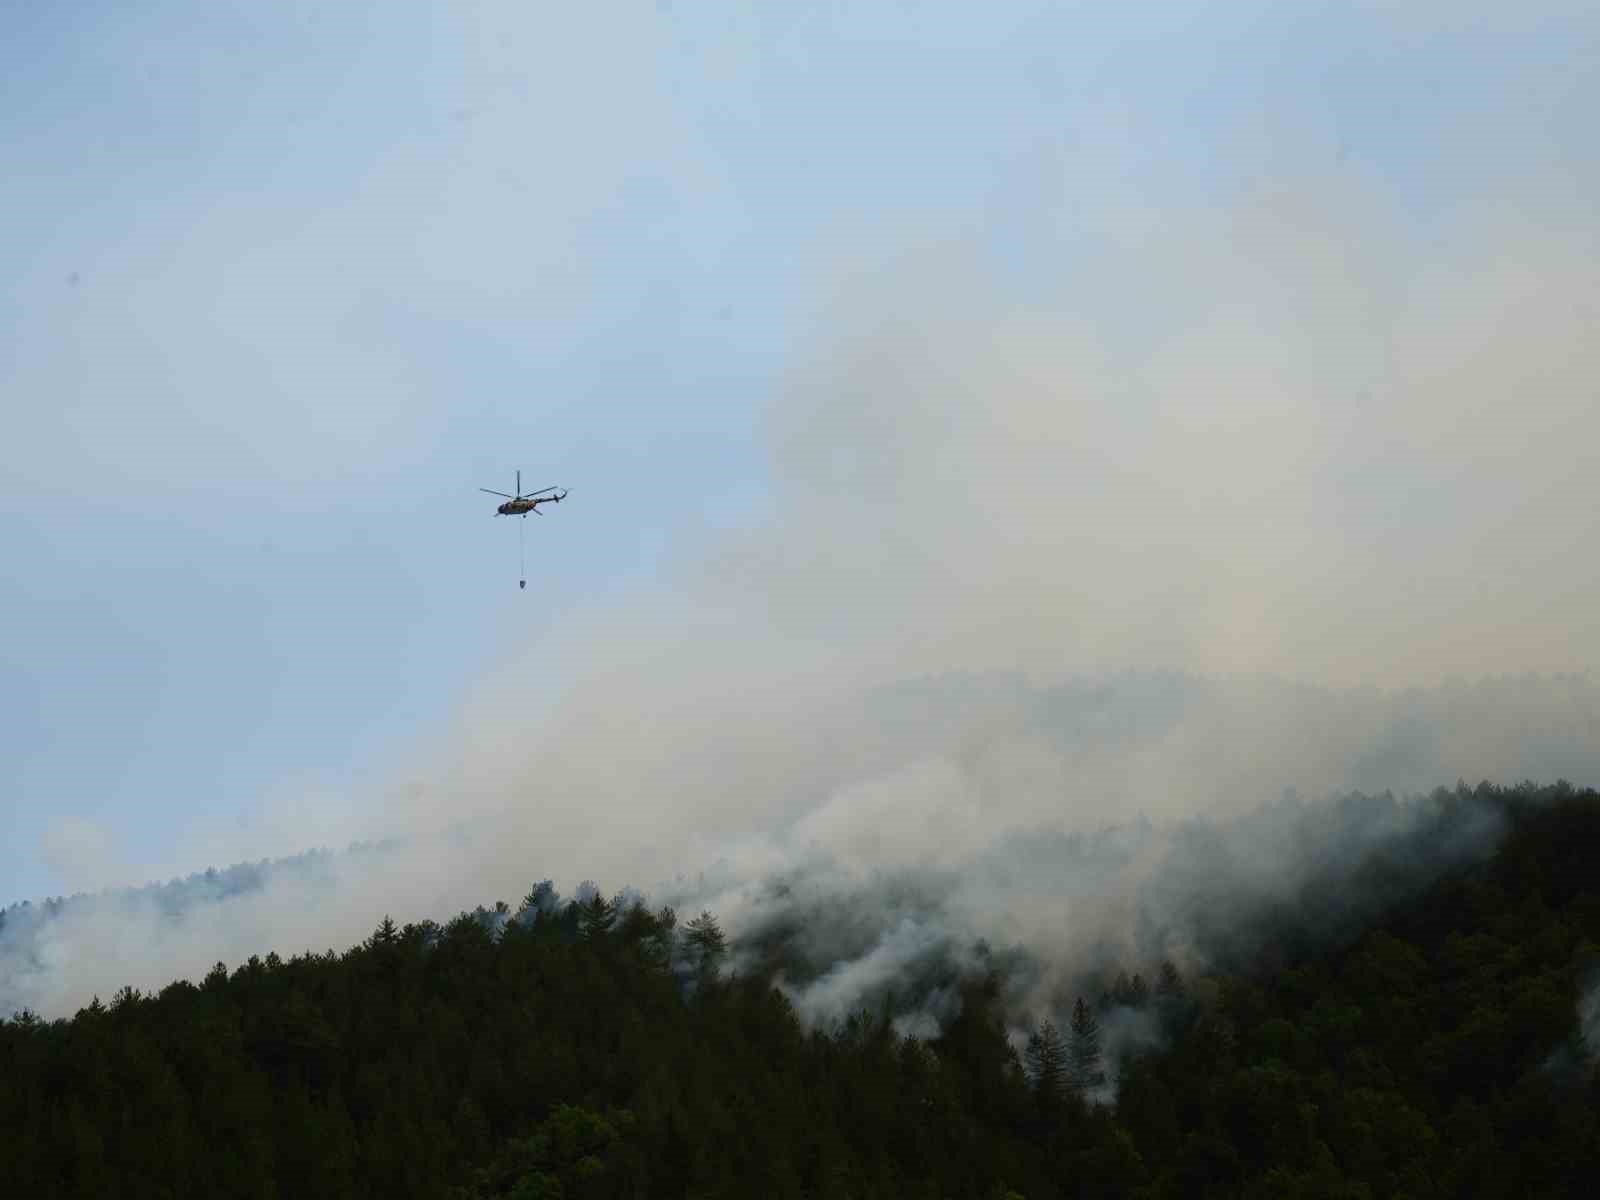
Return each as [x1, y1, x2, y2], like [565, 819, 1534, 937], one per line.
[480, 488, 515, 498]
[520, 484, 559, 497]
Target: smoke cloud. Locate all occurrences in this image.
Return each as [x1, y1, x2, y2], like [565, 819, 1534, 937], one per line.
[39, 819, 126, 898]
[395, 156, 1600, 936]
[7, 88, 1600, 1032]
[5, 675, 1593, 1024]
[1582, 971, 1600, 1069]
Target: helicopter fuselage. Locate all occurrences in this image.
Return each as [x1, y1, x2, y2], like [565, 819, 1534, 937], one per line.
[496, 495, 560, 516]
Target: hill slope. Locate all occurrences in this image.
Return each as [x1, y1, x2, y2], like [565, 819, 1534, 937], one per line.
[2, 782, 1597, 1198]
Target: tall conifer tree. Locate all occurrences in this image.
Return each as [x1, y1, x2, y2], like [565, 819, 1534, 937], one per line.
[1024, 1018, 1066, 1113]
[1069, 997, 1104, 1091]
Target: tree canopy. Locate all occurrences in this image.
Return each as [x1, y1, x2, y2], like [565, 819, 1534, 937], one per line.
[2, 782, 1597, 1198]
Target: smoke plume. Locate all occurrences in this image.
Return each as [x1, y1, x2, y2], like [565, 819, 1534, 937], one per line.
[7, 114, 1600, 1032]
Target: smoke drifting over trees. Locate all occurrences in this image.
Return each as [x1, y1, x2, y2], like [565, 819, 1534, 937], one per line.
[8, 4, 1600, 1193]
[6, 782, 1599, 1198]
[9, 6, 1600, 1068]
[8, 671, 1600, 1025]
[0, 735, 1570, 1052]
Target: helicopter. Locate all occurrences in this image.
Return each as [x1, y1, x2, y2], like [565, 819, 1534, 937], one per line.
[480, 470, 568, 517]
[480, 471, 568, 589]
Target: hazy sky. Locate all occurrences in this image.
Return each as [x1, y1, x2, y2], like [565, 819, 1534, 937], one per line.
[5, 1, 1598, 906]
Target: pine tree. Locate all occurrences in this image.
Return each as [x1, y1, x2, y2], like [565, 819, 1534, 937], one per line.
[684, 911, 727, 977]
[577, 891, 618, 941]
[655, 904, 677, 943]
[517, 880, 558, 925]
[1156, 959, 1182, 997]
[1128, 972, 1150, 1008]
[1024, 1018, 1066, 1114]
[629, 905, 676, 969]
[1069, 997, 1104, 1092]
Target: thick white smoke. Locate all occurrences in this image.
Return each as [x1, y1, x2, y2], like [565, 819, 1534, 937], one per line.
[6, 673, 1590, 1025]
[9, 99, 1600, 1023]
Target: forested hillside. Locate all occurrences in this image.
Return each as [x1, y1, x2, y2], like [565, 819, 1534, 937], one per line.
[2, 782, 1597, 1198]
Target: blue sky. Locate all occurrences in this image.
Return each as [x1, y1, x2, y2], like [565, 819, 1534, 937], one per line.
[5, 1, 1598, 905]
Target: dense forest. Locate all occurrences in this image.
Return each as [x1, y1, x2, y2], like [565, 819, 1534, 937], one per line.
[2, 781, 1598, 1198]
